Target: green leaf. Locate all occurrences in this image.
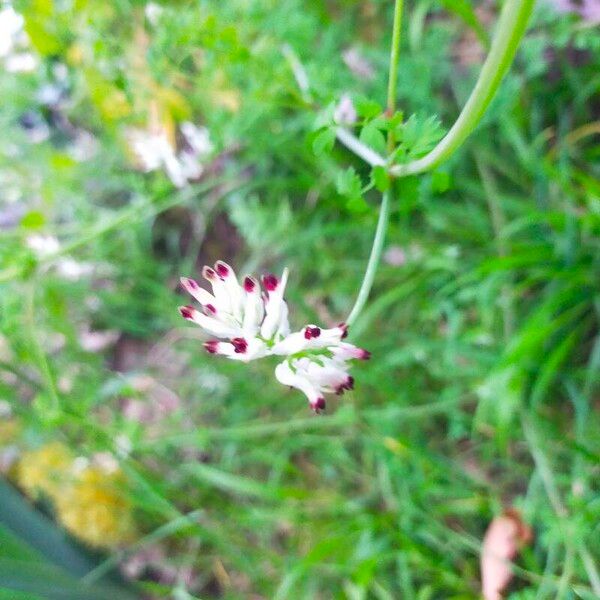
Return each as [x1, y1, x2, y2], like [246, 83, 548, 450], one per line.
[354, 96, 382, 119]
[431, 170, 451, 193]
[336, 167, 363, 200]
[395, 114, 445, 159]
[371, 166, 390, 192]
[312, 127, 336, 156]
[0, 479, 137, 600]
[20, 212, 46, 229]
[359, 122, 386, 155]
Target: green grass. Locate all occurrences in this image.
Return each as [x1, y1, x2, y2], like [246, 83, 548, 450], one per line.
[1, 0, 599, 598]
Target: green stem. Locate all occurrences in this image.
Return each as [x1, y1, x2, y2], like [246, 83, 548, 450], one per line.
[346, 0, 403, 326]
[347, 189, 391, 326]
[390, 0, 534, 177]
[387, 0, 404, 119]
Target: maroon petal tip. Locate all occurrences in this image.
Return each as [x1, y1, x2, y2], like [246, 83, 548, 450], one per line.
[204, 303, 217, 315]
[311, 397, 326, 413]
[202, 266, 217, 280]
[204, 340, 219, 354]
[243, 276, 256, 292]
[231, 337, 248, 354]
[179, 305, 195, 320]
[338, 322, 349, 339]
[304, 326, 321, 339]
[215, 261, 230, 278]
[180, 276, 199, 291]
[262, 273, 278, 292]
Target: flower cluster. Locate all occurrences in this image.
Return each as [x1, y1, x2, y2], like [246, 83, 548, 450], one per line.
[179, 261, 369, 412]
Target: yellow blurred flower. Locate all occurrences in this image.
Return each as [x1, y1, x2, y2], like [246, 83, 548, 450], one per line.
[16, 442, 136, 548]
[55, 465, 136, 548]
[16, 441, 73, 501]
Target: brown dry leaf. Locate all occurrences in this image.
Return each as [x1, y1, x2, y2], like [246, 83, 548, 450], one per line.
[481, 509, 532, 600]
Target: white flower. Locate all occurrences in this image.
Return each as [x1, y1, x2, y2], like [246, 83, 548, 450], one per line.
[0, 6, 38, 73]
[179, 261, 370, 412]
[127, 122, 212, 188]
[333, 93, 357, 126]
[145, 2, 163, 26]
[0, 7, 26, 58]
[5, 52, 37, 73]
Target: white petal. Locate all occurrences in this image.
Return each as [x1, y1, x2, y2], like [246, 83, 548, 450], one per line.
[203, 266, 232, 314]
[305, 359, 352, 394]
[275, 300, 290, 339]
[207, 338, 268, 362]
[330, 342, 371, 361]
[180, 277, 216, 307]
[260, 268, 289, 340]
[271, 323, 338, 355]
[215, 261, 243, 322]
[271, 331, 306, 355]
[179, 306, 239, 338]
[242, 276, 264, 335]
[275, 361, 325, 410]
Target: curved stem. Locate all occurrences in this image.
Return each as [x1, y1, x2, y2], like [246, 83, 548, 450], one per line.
[346, 188, 391, 326]
[346, 0, 404, 327]
[390, 0, 534, 177]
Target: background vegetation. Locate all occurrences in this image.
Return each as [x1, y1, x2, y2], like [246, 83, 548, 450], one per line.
[0, 0, 599, 598]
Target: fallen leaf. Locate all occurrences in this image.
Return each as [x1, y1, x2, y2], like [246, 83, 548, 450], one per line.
[481, 509, 532, 600]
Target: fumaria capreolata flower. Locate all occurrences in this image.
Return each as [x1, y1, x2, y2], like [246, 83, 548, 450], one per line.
[179, 261, 370, 412]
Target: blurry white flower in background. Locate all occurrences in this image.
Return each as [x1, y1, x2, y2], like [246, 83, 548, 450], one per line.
[5, 52, 37, 73]
[127, 122, 213, 188]
[26, 234, 60, 256]
[342, 47, 375, 81]
[333, 93, 357, 126]
[0, 5, 38, 73]
[144, 2, 164, 26]
[26, 234, 97, 280]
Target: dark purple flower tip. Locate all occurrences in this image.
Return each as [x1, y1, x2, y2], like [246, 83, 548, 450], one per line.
[243, 276, 256, 292]
[180, 276, 199, 291]
[311, 397, 326, 413]
[179, 305, 195, 320]
[359, 349, 371, 360]
[231, 337, 248, 354]
[202, 266, 217, 280]
[338, 323, 349, 339]
[215, 261, 230, 278]
[204, 340, 219, 354]
[304, 326, 321, 339]
[204, 303, 217, 315]
[335, 376, 355, 395]
[262, 273, 279, 292]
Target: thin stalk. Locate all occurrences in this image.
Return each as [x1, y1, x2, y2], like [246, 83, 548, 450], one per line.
[387, 0, 404, 117]
[347, 189, 391, 326]
[346, 0, 403, 326]
[390, 0, 534, 177]
[25, 281, 60, 416]
[335, 127, 386, 167]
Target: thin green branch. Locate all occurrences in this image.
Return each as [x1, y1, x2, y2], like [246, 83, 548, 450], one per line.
[347, 189, 391, 326]
[387, 0, 404, 117]
[346, 0, 404, 326]
[335, 127, 386, 167]
[390, 0, 534, 177]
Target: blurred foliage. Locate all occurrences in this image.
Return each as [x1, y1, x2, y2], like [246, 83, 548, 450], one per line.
[0, 0, 599, 598]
